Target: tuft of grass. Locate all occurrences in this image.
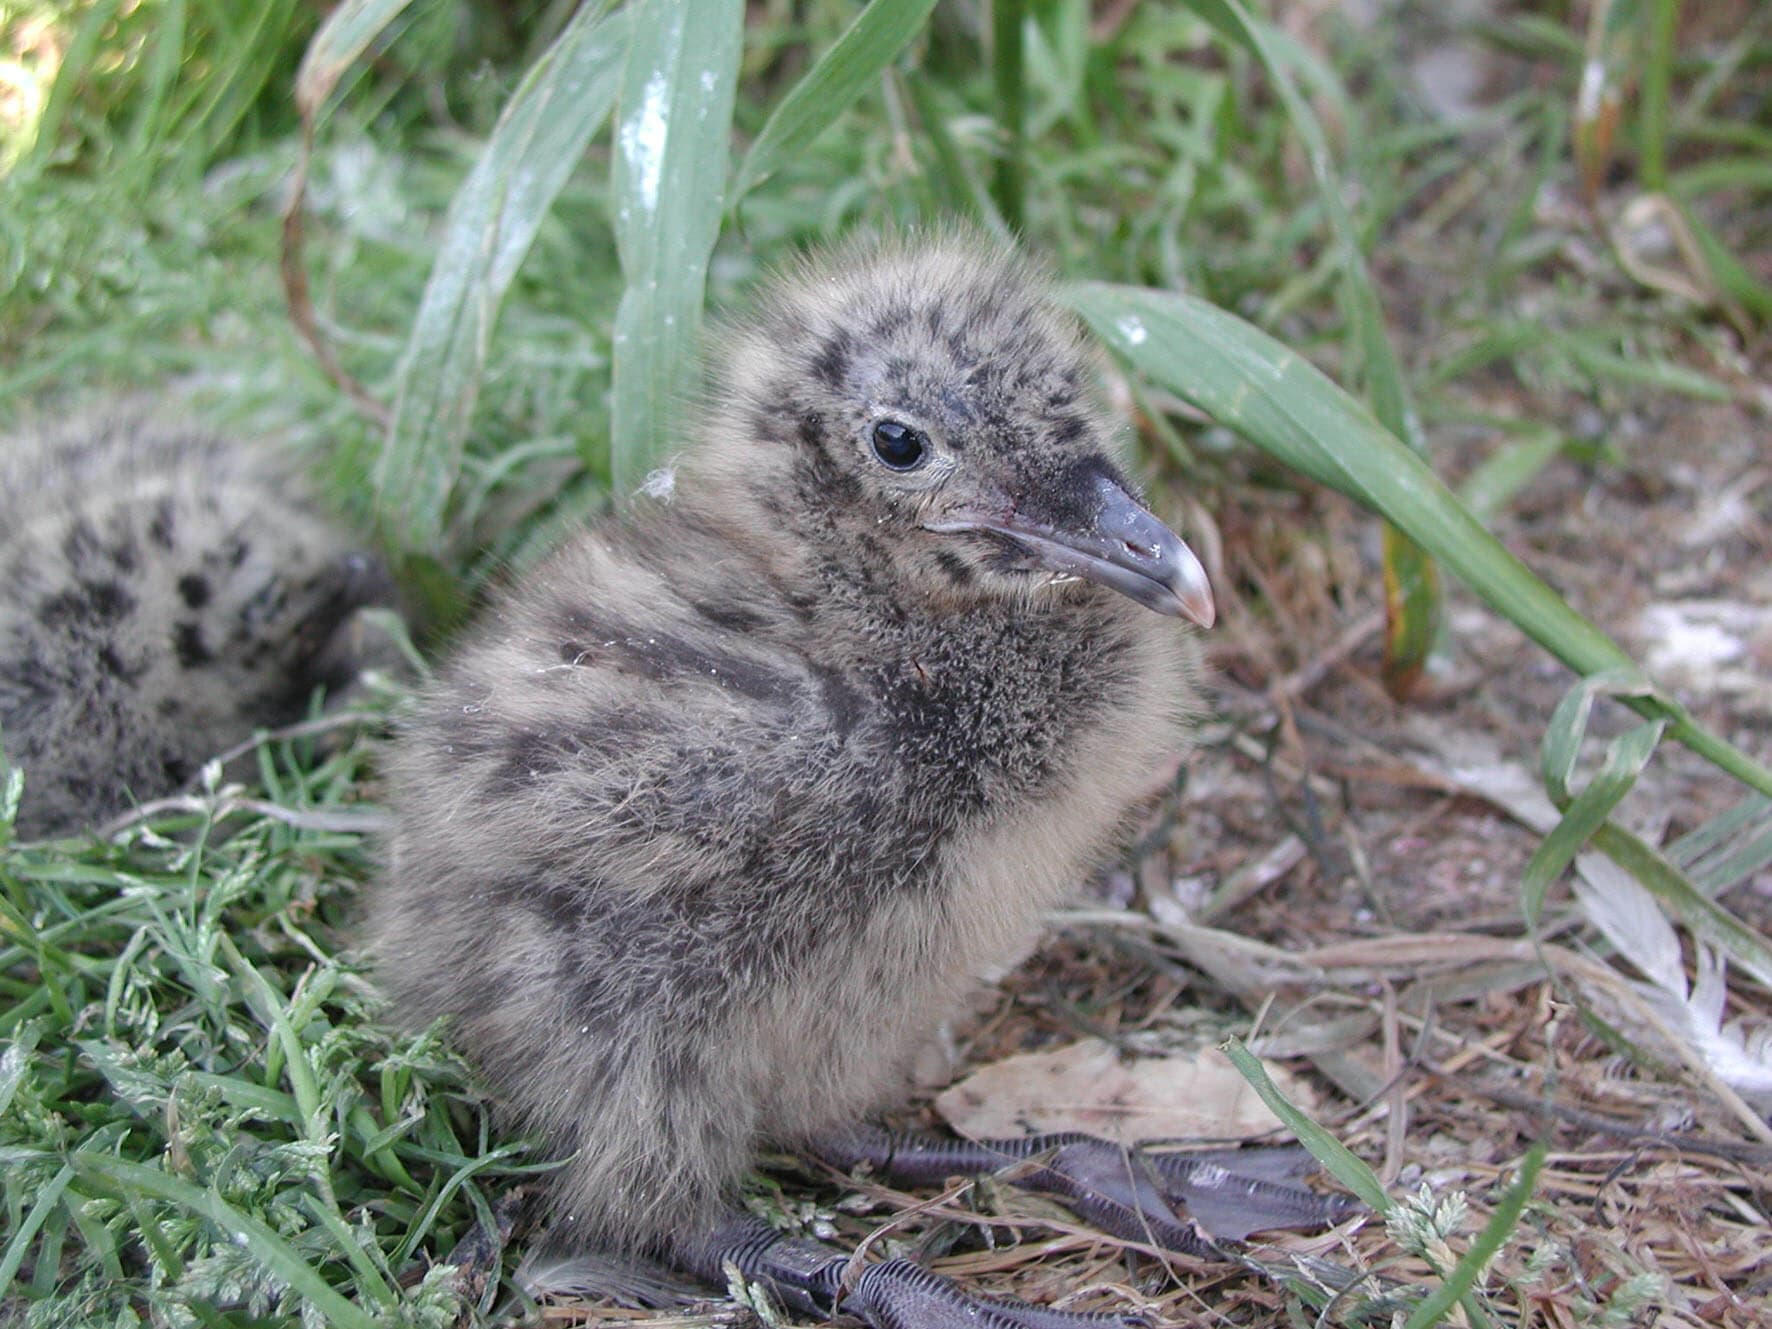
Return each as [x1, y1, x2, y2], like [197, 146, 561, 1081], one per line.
[0, 725, 543, 1325]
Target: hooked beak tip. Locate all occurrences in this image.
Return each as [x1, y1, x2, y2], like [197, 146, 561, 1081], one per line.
[1167, 546, 1216, 629]
[1075, 472, 1217, 627]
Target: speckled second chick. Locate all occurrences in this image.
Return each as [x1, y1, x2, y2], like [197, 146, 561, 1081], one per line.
[0, 414, 390, 837]
[369, 234, 1214, 1254]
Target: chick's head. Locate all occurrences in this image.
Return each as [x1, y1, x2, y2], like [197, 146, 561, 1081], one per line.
[699, 234, 1212, 626]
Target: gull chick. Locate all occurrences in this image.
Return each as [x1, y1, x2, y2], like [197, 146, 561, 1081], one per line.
[370, 235, 1270, 1327]
[0, 414, 390, 837]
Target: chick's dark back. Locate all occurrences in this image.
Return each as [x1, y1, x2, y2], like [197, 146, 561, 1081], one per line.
[371, 236, 1199, 1249]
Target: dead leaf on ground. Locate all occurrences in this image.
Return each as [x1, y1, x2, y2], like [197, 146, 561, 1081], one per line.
[935, 1037, 1318, 1145]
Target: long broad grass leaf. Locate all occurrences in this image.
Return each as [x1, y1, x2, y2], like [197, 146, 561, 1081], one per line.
[1065, 280, 1772, 802]
[609, 0, 744, 498]
[374, 3, 630, 552]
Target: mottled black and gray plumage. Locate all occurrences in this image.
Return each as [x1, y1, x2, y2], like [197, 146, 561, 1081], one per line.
[372, 235, 1293, 1323]
[0, 414, 390, 838]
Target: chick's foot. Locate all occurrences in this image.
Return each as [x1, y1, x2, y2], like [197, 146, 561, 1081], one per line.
[676, 1212, 1147, 1329]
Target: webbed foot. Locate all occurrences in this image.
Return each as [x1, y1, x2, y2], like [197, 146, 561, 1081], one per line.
[814, 1127, 1357, 1255]
[676, 1212, 1146, 1329]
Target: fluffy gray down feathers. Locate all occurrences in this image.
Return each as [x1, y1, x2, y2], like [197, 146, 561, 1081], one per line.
[368, 235, 1201, 1249]
[0, 414, 388, 838]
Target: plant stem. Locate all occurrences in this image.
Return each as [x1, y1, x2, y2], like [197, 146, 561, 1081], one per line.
[1640, 0, 1679, 189]
[991, 0, 1026, 232]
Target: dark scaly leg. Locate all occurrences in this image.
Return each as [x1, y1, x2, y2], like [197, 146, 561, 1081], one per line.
[674, 1212, 1146, 1329]
[813, 1127, 1357, 1253]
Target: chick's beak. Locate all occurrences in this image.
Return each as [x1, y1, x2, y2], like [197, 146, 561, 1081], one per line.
[927, 472, 1217, 628]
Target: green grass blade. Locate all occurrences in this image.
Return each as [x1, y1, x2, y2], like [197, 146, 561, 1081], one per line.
[1674, 201, 1772, 322]
[292, 0, 422, 118]
[1565, 341, 1731, 401]
[1183, 0, 1439, 693]
[122, 0, 189, 166]
[901, 72, 1000, 225]
[300, 1192, 397, 1310]
[389, 1141, 535, 1265]
[68, 1154, 381, 1329]
[18, 0, 124, 179]
[123, 1190, 185, 1282]
[1689, 825, 1772, 902]
[1458, 426, 1565, 522]
[0, 1163, 73, 1297]
[1670, 797, 1772, 895]
[374, 3, 630, 552]
[1668, 795, 1770, 873]
[1065, 280, 1772, 802]
[609, 0, 744, 499]
[1671, 155, 1772, 193]
[1184, 0, 1422, 450]
[177, 0, 302, 163]
[1539, 668, 1657, 807]
[991, 0, 1027, 233]
[184, 1071, 302, 1127]
[1523, 717, 1665, 931]
[218, 934, 324, 1136]
[731, 0, 938, 205]
[1219, 1037, 1388, 1212]
[1401, 1142, 1544, 1329]
[1424, 321, 1554, 387]
[1638, 0, 1677, 190]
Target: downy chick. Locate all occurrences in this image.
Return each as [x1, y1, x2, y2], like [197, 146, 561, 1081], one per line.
[371, 234, 1235, 1320]
[0, 413, 392, 838]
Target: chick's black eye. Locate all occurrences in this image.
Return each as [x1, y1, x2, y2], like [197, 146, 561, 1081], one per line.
[871, 420, 929, 471]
